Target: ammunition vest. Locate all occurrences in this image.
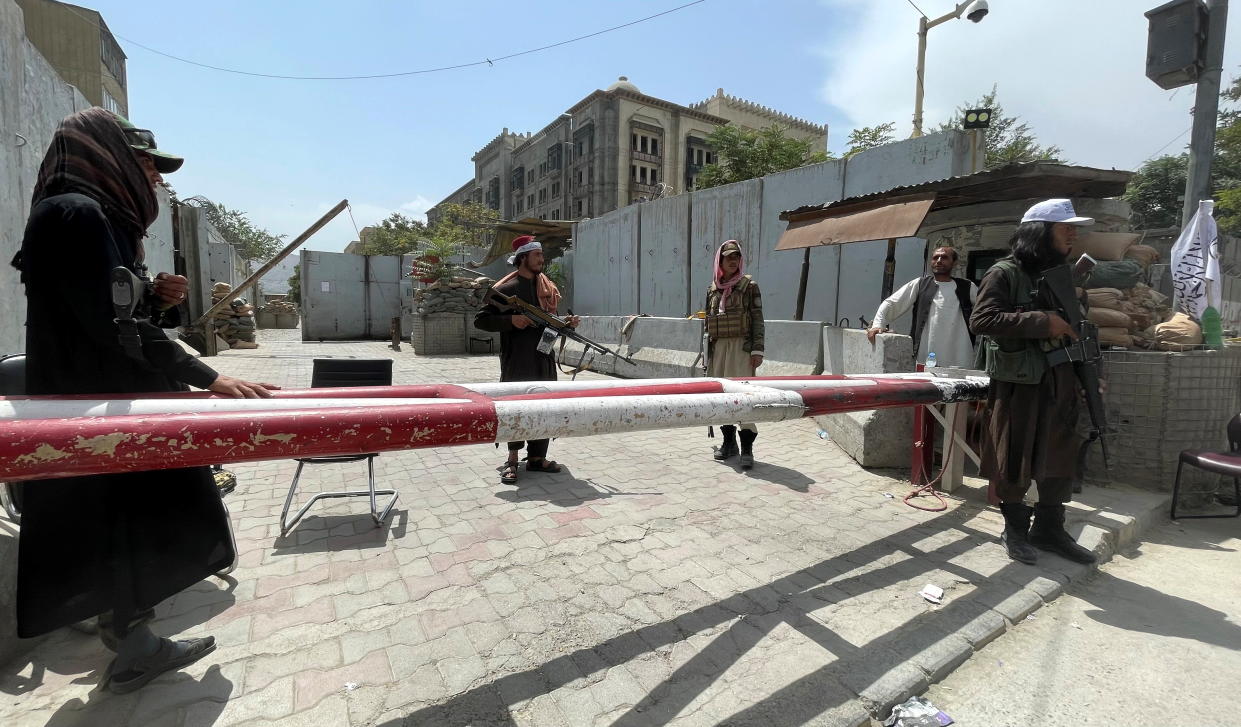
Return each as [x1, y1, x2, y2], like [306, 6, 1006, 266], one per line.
[705, 276, 754, 341]
[975, 259, 1049, 385]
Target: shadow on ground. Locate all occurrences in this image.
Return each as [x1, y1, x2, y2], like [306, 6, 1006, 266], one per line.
[375, 499, 1096, 726]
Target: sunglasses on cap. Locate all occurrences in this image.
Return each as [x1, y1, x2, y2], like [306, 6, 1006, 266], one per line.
[122, 127, 158, 151]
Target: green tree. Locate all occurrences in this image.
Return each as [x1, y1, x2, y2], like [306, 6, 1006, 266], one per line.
[844, 122, 897, 158]
[1124, 73, 1241, 234]
[694, 124, 830, 189]
[189, 198, 286, 266]
[1123, 154, 1189, 229]
[355, 202, 500, 281]
[427, 202, 500, 251]
[937, 87, 1063, 168]
[287, 266, 301, 306]
[356, 213, 427, 256]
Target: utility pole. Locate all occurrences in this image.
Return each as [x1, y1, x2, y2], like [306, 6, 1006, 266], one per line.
[1181, 0, 1229, 226]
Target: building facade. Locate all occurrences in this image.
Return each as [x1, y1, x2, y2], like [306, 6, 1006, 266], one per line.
[431, 77, 826, 224]
[15, 0, 128, 117]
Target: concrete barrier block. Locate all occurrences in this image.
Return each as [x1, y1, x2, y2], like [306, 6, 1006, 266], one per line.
[819, 327, 916, 468]
[623, 317, 705, 379]
[761, 320, 825, 376]
[559, 316, 629, 377]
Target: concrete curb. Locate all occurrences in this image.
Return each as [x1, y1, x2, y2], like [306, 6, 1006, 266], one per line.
[849, 488, 1171, 725]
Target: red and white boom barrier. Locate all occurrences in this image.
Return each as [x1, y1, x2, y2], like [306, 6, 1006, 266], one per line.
[0, 375, 988, 482]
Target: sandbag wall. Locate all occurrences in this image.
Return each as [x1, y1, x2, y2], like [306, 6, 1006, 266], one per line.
[1075, 233, 1204, 350]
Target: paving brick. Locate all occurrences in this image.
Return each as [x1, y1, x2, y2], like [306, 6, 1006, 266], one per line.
[254, 562, 331, 599]
[245, 637, 342, 693]
[4, 339, 1172, 727]
[188, 676, 293, 726]
[294, 649, 393, 711]
[251, 597, 335, 641]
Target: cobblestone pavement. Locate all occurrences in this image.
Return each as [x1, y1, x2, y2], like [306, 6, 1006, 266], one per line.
[0, 330, 1167, 726]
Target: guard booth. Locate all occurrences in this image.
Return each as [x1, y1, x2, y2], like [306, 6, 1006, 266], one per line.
[772, 162, 1133, 479]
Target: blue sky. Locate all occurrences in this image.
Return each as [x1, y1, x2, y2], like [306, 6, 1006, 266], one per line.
[77, 0, 1241, 252]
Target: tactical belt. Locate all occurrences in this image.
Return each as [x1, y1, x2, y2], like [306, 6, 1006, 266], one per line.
[1046, 338, 1101, 367]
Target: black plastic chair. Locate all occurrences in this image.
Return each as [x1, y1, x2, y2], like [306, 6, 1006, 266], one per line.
[279, 358, 397, 536]
[1170, 413, 1241, 519]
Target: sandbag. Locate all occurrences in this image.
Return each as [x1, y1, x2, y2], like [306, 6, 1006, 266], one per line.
[1087, 288, 1125, 309]
[1153, 312, 1203, 351]
[1127, 283, 1168, 308]
[1087, 307, 1132, 328]
[1123, 244, 1160, 268]
[1073, 232, 1140, 261]
[1098, 326, 1134, 348]
[1120, 303, 1151, 330]
[1085, 260, 1144, 290]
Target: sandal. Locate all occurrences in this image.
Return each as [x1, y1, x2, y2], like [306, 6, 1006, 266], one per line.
[500, 461, 519, 485]
[107, 636, 216, 694]
[525, 459, 562, 473]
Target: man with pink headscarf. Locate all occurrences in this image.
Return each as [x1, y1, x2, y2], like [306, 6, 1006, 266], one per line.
[703, 240, 765, 469]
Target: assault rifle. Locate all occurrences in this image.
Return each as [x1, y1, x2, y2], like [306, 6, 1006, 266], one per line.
[483, 287, 637, 368]
[110, 266, 157, 367]
[1039, 264, 1110, 472]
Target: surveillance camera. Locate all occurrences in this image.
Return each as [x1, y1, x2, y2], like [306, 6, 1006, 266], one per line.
[964, 0, 988, 22]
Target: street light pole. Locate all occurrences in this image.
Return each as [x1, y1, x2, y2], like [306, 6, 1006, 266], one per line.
[912, 14, 930, 138]
[1181, 0, 1229, 227]
[911, 1, 989, 138]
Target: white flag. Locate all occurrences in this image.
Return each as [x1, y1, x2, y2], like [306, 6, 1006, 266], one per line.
[1170, 199, 1221, 319]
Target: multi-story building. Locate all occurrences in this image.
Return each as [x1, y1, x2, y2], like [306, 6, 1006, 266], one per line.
[15, 0, 128, 117]
[430, 77, 825, 224]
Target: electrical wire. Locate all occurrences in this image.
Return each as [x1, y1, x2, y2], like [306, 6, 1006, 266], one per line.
[903, 402, 974, 512]
[905, 0, 929, 18]
[62, 1, 707, 81]
[346, 204, 363, 241]
[1141, 126, 1192, 164]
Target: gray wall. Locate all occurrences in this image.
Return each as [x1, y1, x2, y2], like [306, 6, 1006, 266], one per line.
[570, 131, 972, 325]
[0, 0, 89, 355]
[1, 0, 181, 355]
[0, 0, 91, 668]
[145, 187, 176, 280]
[300, 250, 414, 340]
[638, 193, 691, 316]
[574, 205, 640, 315]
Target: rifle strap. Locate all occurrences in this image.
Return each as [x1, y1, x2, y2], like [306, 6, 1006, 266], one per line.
[555, 335, 592, 378]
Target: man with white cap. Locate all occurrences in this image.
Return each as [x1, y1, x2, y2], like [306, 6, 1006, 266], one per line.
[970, 198, 1098, 567]
[474, 236, 580, 485]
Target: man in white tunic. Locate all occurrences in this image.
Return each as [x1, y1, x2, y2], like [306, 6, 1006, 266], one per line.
[867, 246, 977, 368]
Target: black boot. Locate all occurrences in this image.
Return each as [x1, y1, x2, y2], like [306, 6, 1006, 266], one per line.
[1029, 504, 1098, 564]
[739, 429, 757, 469]
[998, 502, 1038, 565]
[714, 425, 738, 461]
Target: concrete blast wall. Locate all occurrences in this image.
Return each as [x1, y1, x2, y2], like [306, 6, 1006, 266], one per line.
[0, 0, 91, 667]
[570, 131, 971, 325]
[0, 0, 90, 356]
[819, 328, 916, 468]
[300, 251, 415, 340]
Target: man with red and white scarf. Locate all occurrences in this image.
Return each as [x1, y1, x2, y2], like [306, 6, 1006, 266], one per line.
[475, 236, 580, 485]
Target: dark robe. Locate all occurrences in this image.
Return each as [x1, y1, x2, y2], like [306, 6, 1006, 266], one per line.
[473, 274, 557, 383]
[15, 193, 232, 637]
[970, 263, 1082, 505]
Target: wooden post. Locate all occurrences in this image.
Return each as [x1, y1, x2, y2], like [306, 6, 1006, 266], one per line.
[390, 317, 402, 352]
[881, 237, 898, 299]
[794, 247, 811, 321]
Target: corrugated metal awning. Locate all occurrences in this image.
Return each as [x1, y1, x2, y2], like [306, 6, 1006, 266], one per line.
[776, 193, 935, 250]
[478, 218, 574, 265]
[775, 162, 1133, 251]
